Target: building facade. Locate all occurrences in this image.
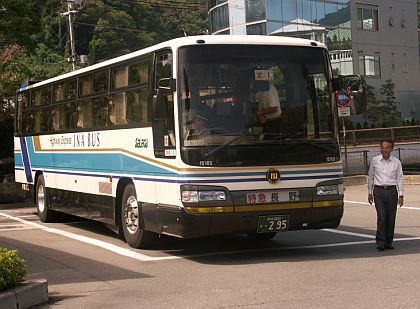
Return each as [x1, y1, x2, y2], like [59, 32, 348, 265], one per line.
[208, 0, 420, 124]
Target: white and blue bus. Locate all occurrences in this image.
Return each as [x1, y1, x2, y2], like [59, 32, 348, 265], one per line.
[14, 35, 361, 248]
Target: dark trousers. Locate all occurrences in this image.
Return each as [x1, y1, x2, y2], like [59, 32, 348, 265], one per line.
[373, 186, 398, 247]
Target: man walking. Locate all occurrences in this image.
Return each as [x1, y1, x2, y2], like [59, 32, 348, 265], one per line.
[368, 139, 404, 251]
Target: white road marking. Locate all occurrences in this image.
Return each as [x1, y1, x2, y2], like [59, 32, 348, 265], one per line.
[322, 228, 375, 239]
[0, 211, 176, 262]
[1, 211, 420, 262]
[345, 200, 371, 205]
[399, 206, 420, 211]
[15, 215, 38, 218]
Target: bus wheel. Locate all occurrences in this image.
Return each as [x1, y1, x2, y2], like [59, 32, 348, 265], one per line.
[247, 232, 277, 241]
[121, 184, 157, 248]
[36, 175, 55, 222]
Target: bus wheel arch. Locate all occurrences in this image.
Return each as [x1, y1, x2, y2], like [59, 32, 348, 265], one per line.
[115, 178, 132, 231]
[35, 173, 56, 222]
[117, 180, 158, 248]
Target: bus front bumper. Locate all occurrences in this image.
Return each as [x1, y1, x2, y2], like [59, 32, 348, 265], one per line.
[150, 200, 344, 239]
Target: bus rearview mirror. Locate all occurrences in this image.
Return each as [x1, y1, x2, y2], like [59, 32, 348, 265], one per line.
[158, 78, 176, 91]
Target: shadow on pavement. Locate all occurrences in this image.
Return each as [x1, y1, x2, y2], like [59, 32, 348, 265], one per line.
[0, 237, 153, 285]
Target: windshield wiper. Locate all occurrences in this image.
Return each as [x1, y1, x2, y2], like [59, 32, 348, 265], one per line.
[204, 130, 250, 157]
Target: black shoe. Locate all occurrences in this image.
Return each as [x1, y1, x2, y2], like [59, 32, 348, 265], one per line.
[385, 245, 394, 250]
[377, 246, 385, 251]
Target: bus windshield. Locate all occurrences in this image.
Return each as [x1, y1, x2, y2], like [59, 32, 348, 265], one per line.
[178, 44, 339, 167]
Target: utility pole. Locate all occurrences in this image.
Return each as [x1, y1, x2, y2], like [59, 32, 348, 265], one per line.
[61, 0, 82, 71]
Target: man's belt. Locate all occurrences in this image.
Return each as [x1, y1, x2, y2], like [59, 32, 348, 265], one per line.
[374, 185, 396, 190]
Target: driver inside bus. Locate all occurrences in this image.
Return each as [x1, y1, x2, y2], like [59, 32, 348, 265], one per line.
[254, 83, 281, 123]
[191, 112, 209, 135]
[253, 77, 282, 134]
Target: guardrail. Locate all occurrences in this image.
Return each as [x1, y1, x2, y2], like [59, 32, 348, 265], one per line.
[343, 147, 420, 176]
[340, 125, 420, 146]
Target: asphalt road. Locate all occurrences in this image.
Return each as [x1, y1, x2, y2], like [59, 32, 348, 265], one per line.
[1, 185, 420, 309]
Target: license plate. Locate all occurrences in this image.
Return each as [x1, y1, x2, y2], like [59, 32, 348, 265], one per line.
[257, 215, 290, 233]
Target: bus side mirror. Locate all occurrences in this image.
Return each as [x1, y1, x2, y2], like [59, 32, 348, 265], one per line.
[333, 74, 366, 114]
[157, 78, 176, 91]
[153, 78, 175, 116]
[333, 74, 361, 92]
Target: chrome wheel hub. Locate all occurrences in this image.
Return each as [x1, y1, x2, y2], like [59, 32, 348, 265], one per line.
[124, 195, 139, 234]
[37, 185, 45, 213]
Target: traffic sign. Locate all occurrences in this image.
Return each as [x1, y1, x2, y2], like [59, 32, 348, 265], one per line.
[338, 106, 351, 117]
[336, 89, 351, 107]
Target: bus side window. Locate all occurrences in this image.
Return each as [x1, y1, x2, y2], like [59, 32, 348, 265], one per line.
[109, 93, 128, 126]
[77, 99, 93, 129]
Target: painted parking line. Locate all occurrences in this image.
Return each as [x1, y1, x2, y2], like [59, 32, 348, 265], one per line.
[1, 211, 420, 262]
[345, 200, 420, 211]
[0, 211, 175, 262]
[322, 228, 375, 239]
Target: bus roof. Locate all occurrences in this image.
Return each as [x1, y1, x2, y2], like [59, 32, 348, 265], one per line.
[17, 35, 327, 93]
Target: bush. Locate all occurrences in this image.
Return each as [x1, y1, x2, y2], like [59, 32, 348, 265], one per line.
[0, 248, 26, 290]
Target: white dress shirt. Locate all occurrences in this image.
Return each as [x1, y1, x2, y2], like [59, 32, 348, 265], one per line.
[367, 155, 404, 196]
[256, 84, 282, 120]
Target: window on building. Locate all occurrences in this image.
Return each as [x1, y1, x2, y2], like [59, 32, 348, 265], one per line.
[209, 0, 228, 9]
[210, 4, 229, 33]
[358, 54, 381, 77]
[357, 7, 379, 31]
[246, 0, 266, 23]
[401, 9, 406, 28]
[246, 23, 266, 35]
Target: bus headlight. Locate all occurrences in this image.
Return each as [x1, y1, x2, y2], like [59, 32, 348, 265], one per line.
[317, 184, 342, 195]
[181, 191, 198, 203]
[199, 191, 226, 202]
[181, 190, 226, 202]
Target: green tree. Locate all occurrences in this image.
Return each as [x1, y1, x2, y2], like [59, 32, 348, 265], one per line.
[364, 79, 379, 123]
[88, 9, 139, 62]
[0, 0, 40, 52]
[379, 79, 401, 126]
[0, 1, 40, 159]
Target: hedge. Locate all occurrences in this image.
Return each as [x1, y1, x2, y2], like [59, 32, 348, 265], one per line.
[0, 248, 26, 290]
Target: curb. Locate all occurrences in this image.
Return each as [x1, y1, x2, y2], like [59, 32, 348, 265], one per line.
[0, 279, 48, 309]
[344, 175, 420, 186]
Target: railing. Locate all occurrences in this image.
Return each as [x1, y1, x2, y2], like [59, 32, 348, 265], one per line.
[340, 125, 420, 146]
[343, 147, 420, 176]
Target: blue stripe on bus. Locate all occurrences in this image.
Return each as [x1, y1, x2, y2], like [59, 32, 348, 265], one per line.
[134, 174, 341, 184]
[19, 137, 33, 183]
[14, 153, 23, 167]
[22, 168, 341, 184]
[21, 136, 343, 180]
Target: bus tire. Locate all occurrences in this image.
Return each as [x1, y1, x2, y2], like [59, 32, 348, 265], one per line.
[36, 175, 56, 222]
[247, 232, 277, 241]
[121, 183, 157, 248]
